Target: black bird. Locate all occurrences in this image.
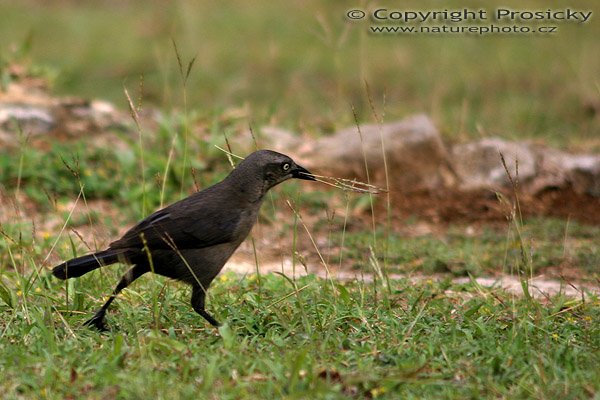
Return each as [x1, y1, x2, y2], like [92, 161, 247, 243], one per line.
[52, 149, 314, 331]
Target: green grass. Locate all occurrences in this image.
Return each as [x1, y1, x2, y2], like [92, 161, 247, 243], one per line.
[339, 218, 600, 278]
[0, 109, 242, 216]
[0, 271, 598, 399]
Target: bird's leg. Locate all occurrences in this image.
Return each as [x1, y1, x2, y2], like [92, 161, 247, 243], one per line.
[84, 264, 147, 331]
[191, 284, 221, 327]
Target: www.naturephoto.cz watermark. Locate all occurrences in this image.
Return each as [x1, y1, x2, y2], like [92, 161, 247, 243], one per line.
[345, 7, 593, 35]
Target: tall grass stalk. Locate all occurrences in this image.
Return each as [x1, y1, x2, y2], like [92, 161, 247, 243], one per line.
[365, 81, 392, 293]
[351, 106, 376, 246]
[286, 200, 336, 295]
[351, 103, 391, 301]
[172, 39, 196, 198]
[124, 82, 146, 215]
[160, 135, 177, 208]
[123, 77, 172, 328]
[247, 126, 266, 297]
[499, 152, 534, 303]
[336, 192, 351, 271]
[14, 123, 27, 199]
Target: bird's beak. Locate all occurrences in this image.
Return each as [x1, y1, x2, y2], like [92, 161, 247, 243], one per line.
[292, 164, 315, 180]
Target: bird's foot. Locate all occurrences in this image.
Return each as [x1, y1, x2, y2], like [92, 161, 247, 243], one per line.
[199, 310, 221, 327]
[83, 310, 110, 332]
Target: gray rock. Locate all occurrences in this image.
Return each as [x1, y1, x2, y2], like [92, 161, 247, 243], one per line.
[452, 138, 536, 190]
[4, 77, 600, 200]
[0, 104, 56, 141]
[0, 82, 143, 149]
[304, 114, 455, 192]
[536, 148, 600, 196]
[451, 138, 600, 197]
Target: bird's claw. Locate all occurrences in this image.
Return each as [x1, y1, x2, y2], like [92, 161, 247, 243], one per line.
[84, 312, 110, 332]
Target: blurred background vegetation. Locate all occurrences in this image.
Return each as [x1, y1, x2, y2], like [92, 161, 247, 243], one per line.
[1, 0, 598, 148]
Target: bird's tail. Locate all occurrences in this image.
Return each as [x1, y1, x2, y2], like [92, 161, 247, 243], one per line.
[52, 249, 127, 280]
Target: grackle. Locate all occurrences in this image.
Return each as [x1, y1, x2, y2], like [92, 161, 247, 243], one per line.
[52, 150, 314, 331]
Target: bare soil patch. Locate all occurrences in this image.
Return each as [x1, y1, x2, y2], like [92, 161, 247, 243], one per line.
[386, 187, 600, 225]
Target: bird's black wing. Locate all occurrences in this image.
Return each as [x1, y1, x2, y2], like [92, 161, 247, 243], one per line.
[109, 201, 242, 251]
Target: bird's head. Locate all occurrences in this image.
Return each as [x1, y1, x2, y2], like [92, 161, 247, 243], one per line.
[231, 149, 315, 195]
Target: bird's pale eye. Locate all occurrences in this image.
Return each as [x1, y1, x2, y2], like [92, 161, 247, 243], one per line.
[282, 163, 291, 171]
